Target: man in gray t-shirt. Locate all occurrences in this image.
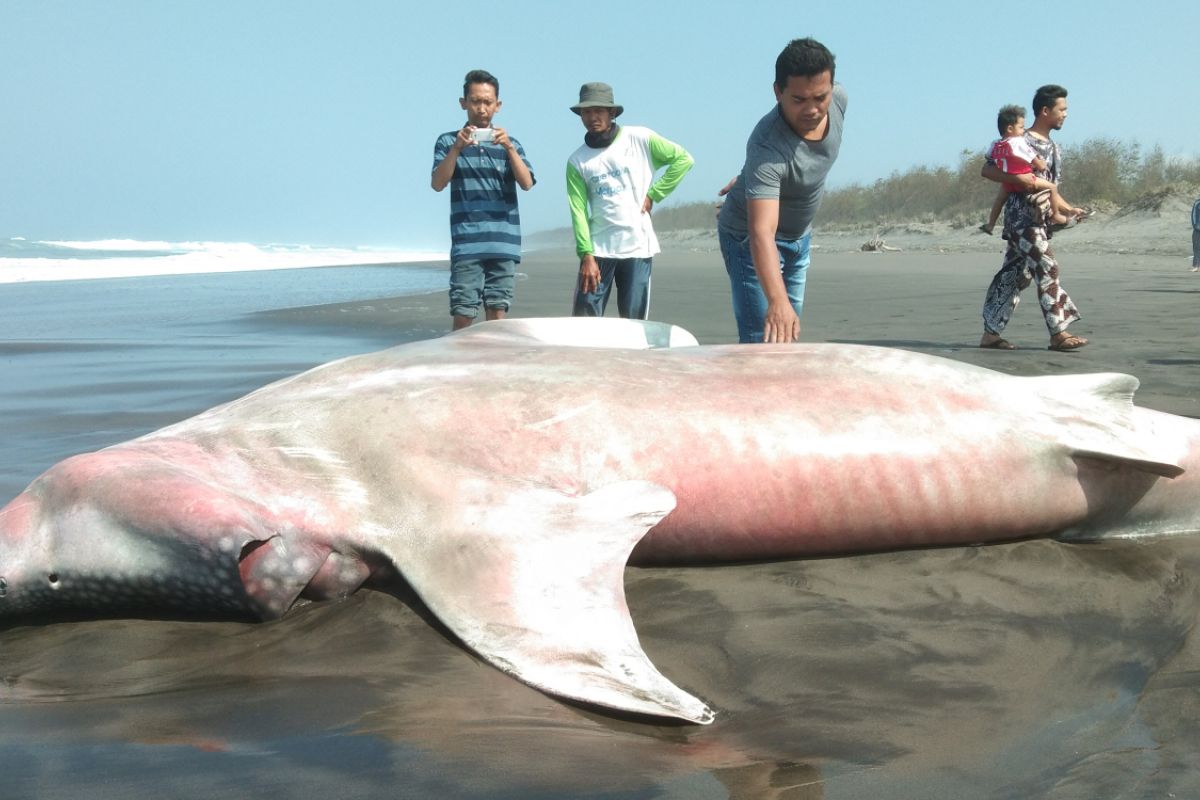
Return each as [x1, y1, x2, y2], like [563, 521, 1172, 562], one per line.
[718, 37, 847, 343]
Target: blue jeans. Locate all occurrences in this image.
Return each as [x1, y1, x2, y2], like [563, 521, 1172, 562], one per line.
[719, 228, 811, 343]
[449, 258, 516, 319]
[572, 257, 652, 319]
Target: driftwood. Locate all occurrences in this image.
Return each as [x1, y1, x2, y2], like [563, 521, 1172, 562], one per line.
[861, 235, 901, 252]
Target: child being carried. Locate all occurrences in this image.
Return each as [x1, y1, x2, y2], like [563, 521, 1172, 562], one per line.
[979, 104, 1078, 235]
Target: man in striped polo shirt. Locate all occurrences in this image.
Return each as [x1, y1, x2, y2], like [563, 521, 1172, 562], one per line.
[432, 69, 536, 330]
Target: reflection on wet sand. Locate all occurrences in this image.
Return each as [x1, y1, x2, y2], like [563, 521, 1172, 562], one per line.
[5, 535, 1199, 798]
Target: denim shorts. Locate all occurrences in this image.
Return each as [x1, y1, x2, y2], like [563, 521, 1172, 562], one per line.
[449, 258, 516, 318]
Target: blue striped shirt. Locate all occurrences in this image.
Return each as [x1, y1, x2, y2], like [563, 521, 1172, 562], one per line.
[433, 132, 535, 264]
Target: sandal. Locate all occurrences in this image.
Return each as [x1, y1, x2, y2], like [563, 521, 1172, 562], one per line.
[1048, 335, 1088, 351]
[980, 337, 1016, 350]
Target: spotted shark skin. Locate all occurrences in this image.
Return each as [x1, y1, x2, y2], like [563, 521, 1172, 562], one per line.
[2, 318, 1199, 724]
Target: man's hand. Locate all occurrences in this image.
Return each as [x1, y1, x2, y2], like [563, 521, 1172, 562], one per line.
[714, 177, 738, 218]
[431, 128, 472, 191]
[763, 301, 800, 343]
[579, 255, 602, 293]
[641, 195, 654, 214]
[491, 126, 534, 190]
[491, 126, 513, 150]
[746, 197, 798, 343]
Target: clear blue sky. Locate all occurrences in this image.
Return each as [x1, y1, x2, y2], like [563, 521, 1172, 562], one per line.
[2, 0, 1196, 250]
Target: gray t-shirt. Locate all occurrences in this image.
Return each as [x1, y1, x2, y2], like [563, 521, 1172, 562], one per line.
[718, 82, 848, 240]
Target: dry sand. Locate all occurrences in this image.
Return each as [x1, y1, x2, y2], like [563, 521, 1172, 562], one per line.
[312, 207, 1199, 417]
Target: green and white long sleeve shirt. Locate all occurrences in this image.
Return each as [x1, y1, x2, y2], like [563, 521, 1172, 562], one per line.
[566, 126, 693, 259]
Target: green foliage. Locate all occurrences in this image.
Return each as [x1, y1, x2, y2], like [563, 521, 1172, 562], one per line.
[648, 199, 725, 232]
[653, 139, 1200, 232]
[1062, 138, 1138, 203]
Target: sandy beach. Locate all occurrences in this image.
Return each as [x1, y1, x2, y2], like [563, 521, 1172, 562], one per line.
[2, 217, 1199, 798]
[293, 212, 1199, 418]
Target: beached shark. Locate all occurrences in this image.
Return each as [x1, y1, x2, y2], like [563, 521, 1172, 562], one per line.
[1, 318, 1198, 724]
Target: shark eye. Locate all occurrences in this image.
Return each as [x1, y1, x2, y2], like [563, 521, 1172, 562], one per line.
[47, 573, 61, 589]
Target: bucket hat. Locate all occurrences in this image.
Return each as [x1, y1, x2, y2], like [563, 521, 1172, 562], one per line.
[570, 82, 623, 117]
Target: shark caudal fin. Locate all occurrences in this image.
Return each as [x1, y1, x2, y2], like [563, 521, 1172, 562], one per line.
[1029, 373, 1186, 478]
[447, 317, 700, 349]
[391, 479, 714, 724]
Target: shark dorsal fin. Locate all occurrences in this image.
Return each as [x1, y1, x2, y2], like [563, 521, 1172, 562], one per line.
[1028, 373, 1185, 478]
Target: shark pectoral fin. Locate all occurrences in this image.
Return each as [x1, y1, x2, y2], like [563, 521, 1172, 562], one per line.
[238, 536, 331, 620]
[398, 479, 714, 724]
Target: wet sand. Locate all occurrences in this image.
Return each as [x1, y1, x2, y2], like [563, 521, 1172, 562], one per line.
[3, 242, 1199, 798]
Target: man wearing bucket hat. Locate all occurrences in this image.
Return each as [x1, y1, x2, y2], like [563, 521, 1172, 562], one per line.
[566, 82, 693, 319]
[717, 37, 847, 343]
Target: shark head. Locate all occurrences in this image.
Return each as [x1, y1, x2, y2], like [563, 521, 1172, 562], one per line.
[0, 451, 260, 623]
[0, 442, 375, 625]
[0, 490, 44, 618]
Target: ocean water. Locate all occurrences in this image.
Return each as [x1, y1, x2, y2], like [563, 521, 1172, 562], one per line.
[0, 237, 446, 282]
[0, 256, 447, 498]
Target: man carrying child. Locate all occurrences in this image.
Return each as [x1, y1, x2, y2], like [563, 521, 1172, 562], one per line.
[977, 84, 1090, 352]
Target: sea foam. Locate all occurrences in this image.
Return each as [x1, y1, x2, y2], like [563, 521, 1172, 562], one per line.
[0, 238, 446, 284]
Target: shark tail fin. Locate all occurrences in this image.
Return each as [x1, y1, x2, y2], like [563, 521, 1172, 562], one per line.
[1028, 373, 1185, 478]
[393, 479, 714, 724]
